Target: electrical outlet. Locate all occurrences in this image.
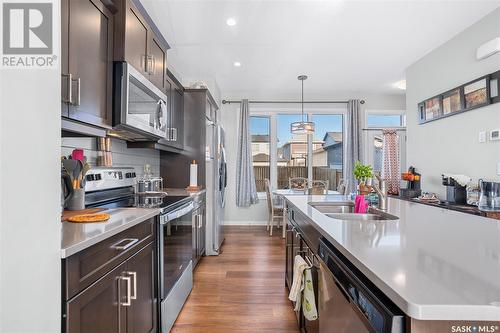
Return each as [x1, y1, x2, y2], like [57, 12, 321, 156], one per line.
[479, 131, 487, 143]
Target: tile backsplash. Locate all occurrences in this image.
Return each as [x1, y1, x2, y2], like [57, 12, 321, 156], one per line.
[61, 137, 160, 177]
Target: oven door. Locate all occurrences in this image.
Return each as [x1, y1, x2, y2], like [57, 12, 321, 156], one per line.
[159, 201, 194, 299]
[113, 61, 169, 140]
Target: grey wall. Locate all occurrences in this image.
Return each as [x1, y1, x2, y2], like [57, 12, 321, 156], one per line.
[406, 8, 500, 197]
[1, 66, 61, 330]
[62, 138, 160, 177]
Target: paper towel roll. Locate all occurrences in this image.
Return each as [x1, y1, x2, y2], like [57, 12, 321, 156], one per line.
[189, 161, 198, 187]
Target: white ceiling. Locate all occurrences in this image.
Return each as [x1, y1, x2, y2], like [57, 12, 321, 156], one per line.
[141, 0, 500, 98]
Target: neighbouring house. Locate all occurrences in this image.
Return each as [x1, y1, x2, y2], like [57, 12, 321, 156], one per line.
[252, 153, 270, 166]
[281, 134, 324, 166]
[251, 134, 270, 158]
[322, 132, 343, 170]
[312, 147, 327, 167]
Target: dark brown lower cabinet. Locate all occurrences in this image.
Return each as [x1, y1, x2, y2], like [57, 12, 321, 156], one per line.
[126, 242, 157, 333]
[66, 260, 126, 333]
[65, 242, 157, 333]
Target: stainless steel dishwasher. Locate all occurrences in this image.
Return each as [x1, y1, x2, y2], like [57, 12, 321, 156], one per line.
[317, 238, 405, 333]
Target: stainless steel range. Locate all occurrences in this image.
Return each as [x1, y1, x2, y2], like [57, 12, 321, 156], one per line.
[85, 166, 195, 332]
[157, 195, 195, 333]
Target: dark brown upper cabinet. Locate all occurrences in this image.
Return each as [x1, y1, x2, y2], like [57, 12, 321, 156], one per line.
[149, 35, 168, 90]
[123, 3, 149, 75]
[114, 0, 170, 91]
[61, 0, 115, 130]
[165, 70, 184, 149]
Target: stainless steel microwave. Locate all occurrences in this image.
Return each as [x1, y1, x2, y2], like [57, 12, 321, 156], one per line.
[113, 62, 169, 140]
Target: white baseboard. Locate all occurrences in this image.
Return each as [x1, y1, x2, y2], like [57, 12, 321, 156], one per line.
[224, 220, 268, 226]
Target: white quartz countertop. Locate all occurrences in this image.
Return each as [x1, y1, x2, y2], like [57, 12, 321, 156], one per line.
[285, 195, 500, 321]
[61, 207, 160, 258]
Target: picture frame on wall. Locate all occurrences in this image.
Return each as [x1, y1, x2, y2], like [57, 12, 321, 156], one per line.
[424, 96, 441, 120]
[464, 77, 489, 109]
[418, 71, 498, 125]
[442, 88, 462, 115]
[418, 102, 426, 122]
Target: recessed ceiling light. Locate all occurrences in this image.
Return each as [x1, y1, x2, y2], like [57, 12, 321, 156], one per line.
[394, 79, 406, 90]
[233, 61, 241, 67]
[226, 18, 236, 26]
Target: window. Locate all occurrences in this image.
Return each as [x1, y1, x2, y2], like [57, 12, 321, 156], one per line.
[366, 114, 406, 127]
[274, 114, 344, 189]
[365, 112, 407, 174]
[277, 114, 308, 189]
[311, 114, 344, 190]
[250, 116, 270, 192]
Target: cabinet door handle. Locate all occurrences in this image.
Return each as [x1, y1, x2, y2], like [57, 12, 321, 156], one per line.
[72, 77, 81, 106]
[126, 271, 137, 300]
[142, 54, 148, 73]
[119, 275, 132, 306]
[111, 238, 139, 250]
[61, 73, 72, 104]
[198, 215, 202, 229]
[145, 54, 155, 75]
[171, 128, 177, 141]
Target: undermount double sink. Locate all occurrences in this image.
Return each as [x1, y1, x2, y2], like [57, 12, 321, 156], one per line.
[308, 201, 399, 221]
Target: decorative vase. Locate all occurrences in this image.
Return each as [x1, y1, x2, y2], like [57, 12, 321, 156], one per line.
[358, 179, 371, 195]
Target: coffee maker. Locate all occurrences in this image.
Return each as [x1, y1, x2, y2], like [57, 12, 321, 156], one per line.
[400, 166, 422, 198]
[442, 175, 467, 205]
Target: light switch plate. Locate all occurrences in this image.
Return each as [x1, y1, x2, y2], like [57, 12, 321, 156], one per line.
[497, 163, 500, 176]
[490, 129, 500, 141]
[479, 131, 487, 143]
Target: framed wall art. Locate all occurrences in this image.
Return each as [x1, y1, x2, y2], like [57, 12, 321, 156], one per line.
[418, 70, 498, 124]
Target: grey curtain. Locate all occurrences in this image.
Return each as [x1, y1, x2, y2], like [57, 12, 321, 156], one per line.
[344, 99, 362, 194]
[236, 99, 259, 207]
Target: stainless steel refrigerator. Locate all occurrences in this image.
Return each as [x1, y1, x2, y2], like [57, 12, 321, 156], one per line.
[205, 121, 227, 256]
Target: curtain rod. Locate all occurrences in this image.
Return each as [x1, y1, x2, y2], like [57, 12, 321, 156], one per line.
[362, 127, 406, 131]
[221, 99, 365, 105]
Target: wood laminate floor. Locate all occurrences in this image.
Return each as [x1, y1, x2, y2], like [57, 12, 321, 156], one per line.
[171, 226, 300, 333]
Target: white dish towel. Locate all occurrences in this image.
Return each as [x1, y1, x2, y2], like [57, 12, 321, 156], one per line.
[289, 255, 308, 309]
[288, 255, 318, 321]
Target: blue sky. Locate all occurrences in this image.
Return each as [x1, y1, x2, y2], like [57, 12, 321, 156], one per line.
[251, 114, 344, 147]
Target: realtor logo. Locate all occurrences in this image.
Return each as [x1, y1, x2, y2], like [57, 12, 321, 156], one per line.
[1, 1, 57, 68]
[3, 3, 52, 54]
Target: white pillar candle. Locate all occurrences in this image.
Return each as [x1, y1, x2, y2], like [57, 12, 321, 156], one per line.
[189, 160, 198, 187]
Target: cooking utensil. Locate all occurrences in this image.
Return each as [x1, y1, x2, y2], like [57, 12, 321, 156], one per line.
[62, 159, 79, 181]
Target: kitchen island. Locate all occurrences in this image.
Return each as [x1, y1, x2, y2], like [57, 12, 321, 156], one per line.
[285, 194, 500, 330]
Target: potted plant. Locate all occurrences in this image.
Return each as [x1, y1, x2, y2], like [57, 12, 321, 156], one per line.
[353, 161, 373, 195]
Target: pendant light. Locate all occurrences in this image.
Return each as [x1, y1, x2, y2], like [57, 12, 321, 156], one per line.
[290, 75, 315, 134]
